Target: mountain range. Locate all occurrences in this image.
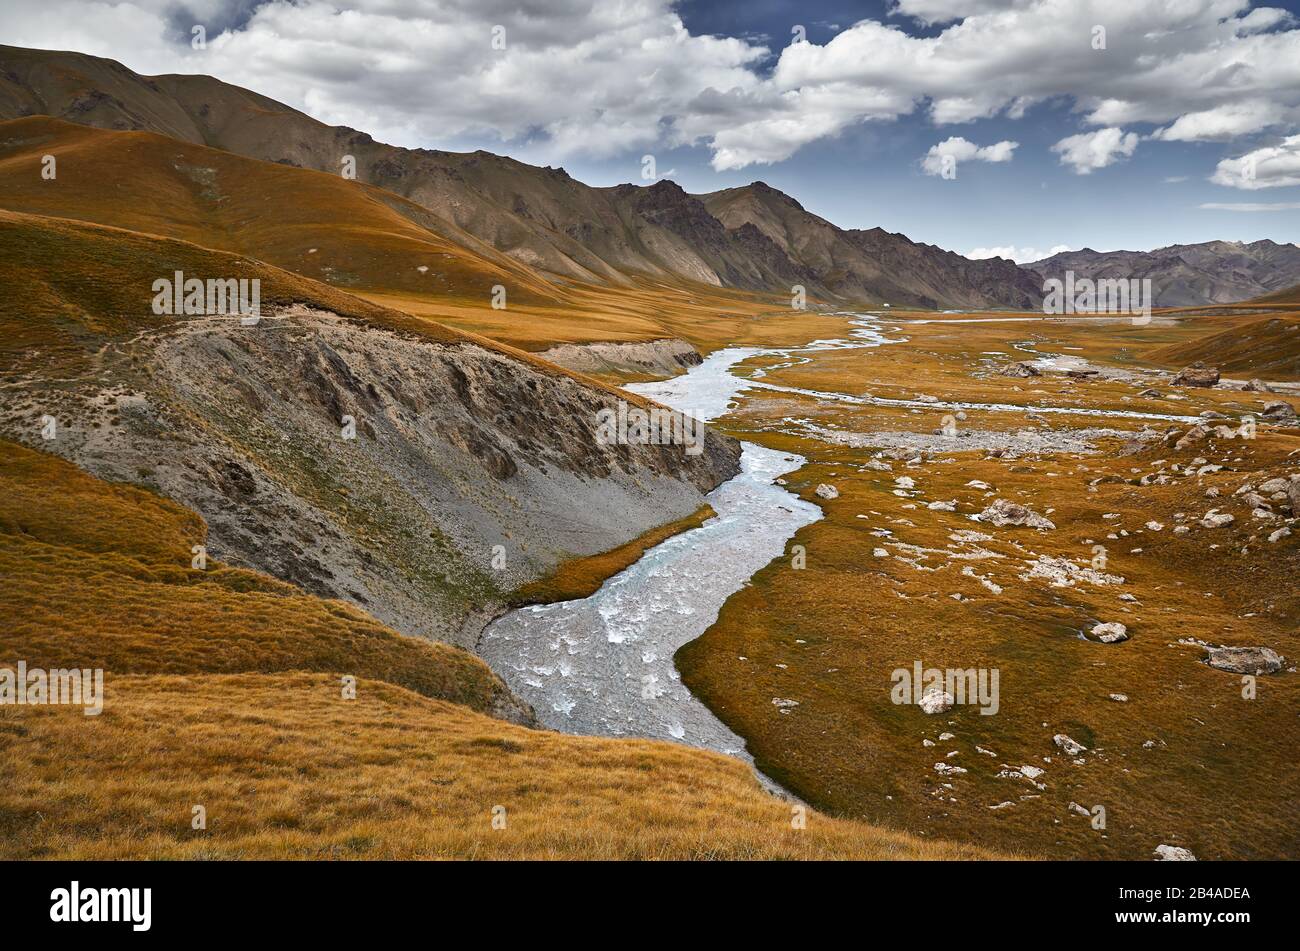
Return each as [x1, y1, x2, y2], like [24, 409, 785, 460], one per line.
[1027, 241, 1300, 307]
[2, 43, 1297, 311]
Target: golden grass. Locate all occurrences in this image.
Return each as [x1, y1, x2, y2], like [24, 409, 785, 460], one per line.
[0, 439, 518, 715]
[510, 505, 715, 606]
[0, 116, 560, 306]
[0, 672, 1002, 860]
[1147, 314, 1300, 380]
[0, 439, 1002, 859]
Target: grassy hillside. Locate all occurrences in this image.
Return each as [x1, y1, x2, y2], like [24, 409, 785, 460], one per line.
[0, 439, 523, 717]
[0, 117, 843, 356]
[1147, 314, 1300, 380]
[0, 116, 562, 306]
[0, 438, 997, 860]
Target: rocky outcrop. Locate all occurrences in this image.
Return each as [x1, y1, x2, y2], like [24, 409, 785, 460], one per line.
[1, 305, 741, 649]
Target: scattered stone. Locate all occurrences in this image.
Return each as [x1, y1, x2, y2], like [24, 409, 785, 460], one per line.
[873, 547, 890, 558]
[1199, 510, 1235, 528]
[999, 361, 1041, 377]
[976, 498, 1055, 530]
[1053, 734, 1087, 756]
[1204, 646, 1284, 675]
[1242, 379, 1271, 393]
[1268, 526, 1291, 543]
[927, 500, 956, 511]
[919, 689, 954, 714]
[1090, 621, 1129, 644]
[771, 698, 800, 712]
[934, 762, 967, 776]
[1154, 844, 1197, 861]
[814, 483, 839, 500]
[1109, 693, 1129, 702]
[938, 732, 955, 741]
[1145, 521, 1164, 531]
[1171, 362, 1219, 387]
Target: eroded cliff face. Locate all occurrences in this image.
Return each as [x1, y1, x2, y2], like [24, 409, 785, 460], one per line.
[2, 305, 741, 648]
[537, 338, 702, 378]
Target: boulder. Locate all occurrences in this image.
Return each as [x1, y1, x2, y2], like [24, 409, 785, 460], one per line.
[1261, 400, 1296, 420]
[999, 361, 1040, 378]
[1171, 362, 1219, 387]
[1204, 646, 1284, 675]
[1199, 510, 1234, 528]
[1090, 621, 1129, 644]
[1154, 845, 1197, 861]
[919, 688, 954, 714]
[976, 498, 1055, 530]
[814, 483, 839, 500]
[1053, 734, 1087, 755]
[1242, 379, 1272, 393]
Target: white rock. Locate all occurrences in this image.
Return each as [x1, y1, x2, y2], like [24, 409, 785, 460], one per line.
[814, 483, 839, 500]
[1109, 693, 1129, 702]
[1053, 734, 1087, 755]
[1090, 621, 1129, 644]
[1154, 844, 1197, 861]
[1145, 521, 1164, 532]
[934, 762, 967, 776]
[919, 689, 954, 714]
[1200, 510, 1235, 528]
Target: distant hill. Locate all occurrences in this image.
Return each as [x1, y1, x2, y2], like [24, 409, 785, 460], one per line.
[1024, 240, 1300, 307]
[0, 43, 1041, 310]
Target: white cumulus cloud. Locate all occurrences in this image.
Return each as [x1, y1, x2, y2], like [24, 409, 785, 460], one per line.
[967, 244, 1074, 264]
[921, 136, 1018, 175]
[1051, 128, 1140, 174]
[1210, 135, 1300, 189]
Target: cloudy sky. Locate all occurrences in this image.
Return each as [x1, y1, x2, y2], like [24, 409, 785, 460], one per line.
[4, 0, 1299, 260]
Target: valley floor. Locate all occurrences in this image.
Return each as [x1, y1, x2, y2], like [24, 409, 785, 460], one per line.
[654, 309, 1299, 860]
